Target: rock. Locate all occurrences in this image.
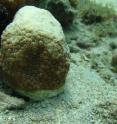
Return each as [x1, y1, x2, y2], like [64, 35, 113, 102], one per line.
[76, 41, 95, 49]
[110, 41, 117, 49]
[1, 6, 70, 100]
[112, 54, 117, 66]
[0, 91, 25, 110]
[47, 0, 76, 27]
[111, 49, 117, 73]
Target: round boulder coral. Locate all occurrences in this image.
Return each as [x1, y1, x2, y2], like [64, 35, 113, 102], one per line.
[1, 6, 70, 100]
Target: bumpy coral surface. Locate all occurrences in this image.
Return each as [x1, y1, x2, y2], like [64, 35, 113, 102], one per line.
[1, 6, 70, 100]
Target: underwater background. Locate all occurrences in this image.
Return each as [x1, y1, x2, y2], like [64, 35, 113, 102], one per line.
[0, 0, 117, 123]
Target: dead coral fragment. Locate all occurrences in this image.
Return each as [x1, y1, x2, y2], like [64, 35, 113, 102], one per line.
[0, 91, 25, 110]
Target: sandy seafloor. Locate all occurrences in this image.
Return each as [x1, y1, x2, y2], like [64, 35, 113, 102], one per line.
[0, 0, 117, 124]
